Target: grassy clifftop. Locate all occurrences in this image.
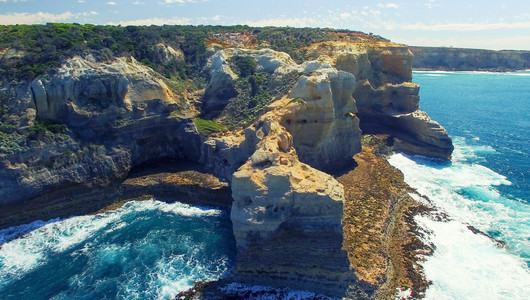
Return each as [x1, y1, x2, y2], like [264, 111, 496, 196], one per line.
[0, 24, 389, 81]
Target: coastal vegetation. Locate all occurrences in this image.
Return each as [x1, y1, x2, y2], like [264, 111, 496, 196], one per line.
[0, 24, 386, 82]
[193, 118, 226, 135]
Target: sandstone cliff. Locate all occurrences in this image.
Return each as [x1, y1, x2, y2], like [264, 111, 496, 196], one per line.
[410, 46, 530, 71]
[0, 26, 454, 299]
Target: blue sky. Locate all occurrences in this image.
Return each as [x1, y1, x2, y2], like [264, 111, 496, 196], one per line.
[1, 0, 529, 50]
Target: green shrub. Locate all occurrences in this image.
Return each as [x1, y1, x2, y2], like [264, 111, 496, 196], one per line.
[231, 56, 257, 77]
[30, 119, 67, 134]
[286, 97, 307, 107]
[193, 118, 226, 136]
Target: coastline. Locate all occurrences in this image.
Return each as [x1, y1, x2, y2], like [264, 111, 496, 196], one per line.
[0, 135, 434, 299]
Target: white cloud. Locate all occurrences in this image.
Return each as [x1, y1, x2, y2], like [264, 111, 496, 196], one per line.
[340, 12, 351, 19]
[378, 3, 398, 9]
[425, 0, 439, 9]
[398, 21, 530, 31]
[107, 1, 117, 5]
[0, 11, 97, 25]
[212, 15, 221, 21]
[109, 17, 192, 26]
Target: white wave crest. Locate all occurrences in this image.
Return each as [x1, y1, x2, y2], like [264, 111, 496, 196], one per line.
[0, 199, 223, 289]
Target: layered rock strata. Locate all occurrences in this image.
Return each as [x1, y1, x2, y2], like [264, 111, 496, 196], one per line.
[0, 161, 231, 230]
[302, 42, 454, 159]
[0, 55, 201, 205]
[230, 107, 355, 298]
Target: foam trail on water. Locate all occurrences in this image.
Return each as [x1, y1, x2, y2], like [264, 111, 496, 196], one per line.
[388, 139, 530, 299]
[414, 215, 530, 299]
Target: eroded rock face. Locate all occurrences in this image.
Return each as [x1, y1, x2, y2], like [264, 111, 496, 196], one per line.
[150, 43, 184, 65]
[201, 48, 362, 173]
[284, 68, 361, 172]
[231, 114, 355, 298]
[30, 56, 178, 128]
[202, 50, 239, 112]
[304, 42, 453, 159]
[0, 55, 201, 205]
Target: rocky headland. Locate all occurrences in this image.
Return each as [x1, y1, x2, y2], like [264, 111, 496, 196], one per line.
[0, 25, 452, 299]
[410, 46, 530, 72]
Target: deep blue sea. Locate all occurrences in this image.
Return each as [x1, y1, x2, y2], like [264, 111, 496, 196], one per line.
[1, 71, 529, 300]
[389, 71, 530, 299]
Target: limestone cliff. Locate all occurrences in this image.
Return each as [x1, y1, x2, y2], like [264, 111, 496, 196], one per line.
[0, 55, 201, 206]
[0, 26, 455, 299]
[301, 42, 453, 160]
[410, 46, 530, 71]
[230, 111, 355, 297]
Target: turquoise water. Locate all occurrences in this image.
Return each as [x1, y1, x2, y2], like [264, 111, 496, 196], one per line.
[389, 71, 530, 299]
[0, 200, 236, 300]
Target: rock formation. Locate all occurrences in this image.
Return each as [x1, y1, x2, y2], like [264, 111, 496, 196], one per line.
[301, 42, 453, 159]
[0, 55, 201, 205]
[230, 105, 355, 298]
[0, 27, 456, 299]
[410, 46, 530, 72]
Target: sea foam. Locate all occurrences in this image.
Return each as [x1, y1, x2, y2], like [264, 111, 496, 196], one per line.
[388, 139, 530, 299]
[0, 199, 234, 299]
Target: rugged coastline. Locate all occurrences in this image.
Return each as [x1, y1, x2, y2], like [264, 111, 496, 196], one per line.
[409, 46, 530, 72]
[1, 25, 453, 298]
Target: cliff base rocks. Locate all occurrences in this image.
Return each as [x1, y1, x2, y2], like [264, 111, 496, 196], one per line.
[0, 161, 230, 231]
[338, 135, 431, 299]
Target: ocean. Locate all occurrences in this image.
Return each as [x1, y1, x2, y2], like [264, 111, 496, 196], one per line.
[0, 200, 236, 299]
[389, 71, 530, 299]
[0, 71, 529, 300]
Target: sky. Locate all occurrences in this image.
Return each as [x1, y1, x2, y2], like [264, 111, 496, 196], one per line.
[1, 0, 530, 50]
